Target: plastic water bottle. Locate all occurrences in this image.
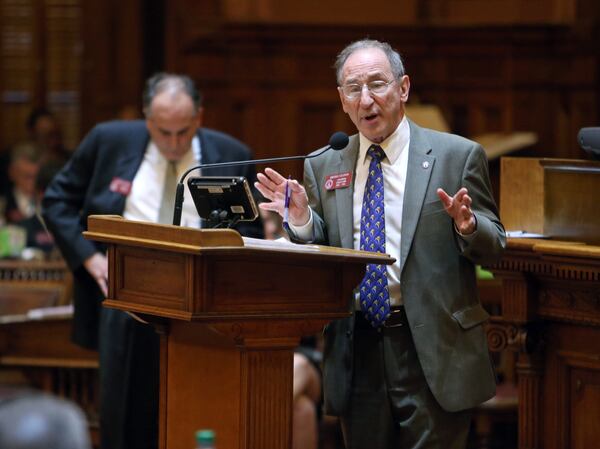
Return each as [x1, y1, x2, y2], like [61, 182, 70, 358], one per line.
[195, 429, 216, 449]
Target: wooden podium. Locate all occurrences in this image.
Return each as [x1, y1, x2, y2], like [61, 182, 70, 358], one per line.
[84, 215, 393, 449]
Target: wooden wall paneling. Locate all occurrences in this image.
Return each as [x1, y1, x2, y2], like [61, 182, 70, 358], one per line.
[563, 91, 599, 158]
[165, 3, 600, 164]
[172, 24, 349, 170]
[0, 0, 85, 151]
[0, 0, 41, 150]
[512, 88, 554, 157]
[44, 0, 82, 150]
[80, 0, 110, 131]
[113, 0, 143, 118]
[80, 0, 143, 135]
[424, 0, 577, 25]
[220, 0, 417, 25]
[203, 0, 580, 27]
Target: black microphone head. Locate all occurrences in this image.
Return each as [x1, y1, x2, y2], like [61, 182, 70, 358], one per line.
[329, 131, 349, 151]
[578, 127, 600, 160]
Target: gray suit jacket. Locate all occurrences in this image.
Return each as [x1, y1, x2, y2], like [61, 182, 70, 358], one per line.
[298, 119, 505, 414]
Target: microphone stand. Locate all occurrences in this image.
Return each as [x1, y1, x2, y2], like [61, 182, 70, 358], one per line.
[172, 136, 348, 226]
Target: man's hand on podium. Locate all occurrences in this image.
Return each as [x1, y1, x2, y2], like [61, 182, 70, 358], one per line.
[84, 252, 108, 297]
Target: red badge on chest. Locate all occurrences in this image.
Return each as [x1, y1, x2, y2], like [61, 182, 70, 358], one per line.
[109, 177, 132, 196]
[324, 171, 352, 191]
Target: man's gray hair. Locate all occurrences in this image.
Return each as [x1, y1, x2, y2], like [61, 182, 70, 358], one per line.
[334, 39, 405, 85]
[142, 73, 202, 117]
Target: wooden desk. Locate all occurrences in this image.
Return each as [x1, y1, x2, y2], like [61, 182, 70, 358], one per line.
[486, 239, 600, 449]
[0, 259, 99, 445]
[0, 259, 73, 314]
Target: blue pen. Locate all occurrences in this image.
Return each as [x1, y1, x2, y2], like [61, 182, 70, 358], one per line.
[283, 176, 291, 230]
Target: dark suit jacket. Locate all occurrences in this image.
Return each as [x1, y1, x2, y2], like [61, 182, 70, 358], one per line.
[297, 120, 506, 415]
[42, 120, 262, 349]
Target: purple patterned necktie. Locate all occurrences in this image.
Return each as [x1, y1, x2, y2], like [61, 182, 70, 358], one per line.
[359, 145, 390, 328]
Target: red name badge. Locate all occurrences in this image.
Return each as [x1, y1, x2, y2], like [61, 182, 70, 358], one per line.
[109, 177, 132, 196]
[324, 171, 352, 191]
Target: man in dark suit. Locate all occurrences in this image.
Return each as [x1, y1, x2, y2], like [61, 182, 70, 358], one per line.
[42, 73, 262, 449]
[256, 40, 506, 448]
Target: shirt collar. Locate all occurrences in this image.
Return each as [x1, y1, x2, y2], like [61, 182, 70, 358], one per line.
[358, 115, 409, 165]
[146, 135, 200, 166]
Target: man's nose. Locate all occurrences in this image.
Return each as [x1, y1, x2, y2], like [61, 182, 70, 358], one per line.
[177, 135, 187, 148]
[359, 85, 374, 106]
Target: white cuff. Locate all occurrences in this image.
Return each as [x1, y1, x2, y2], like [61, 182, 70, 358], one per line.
[288, 208, 314, 241]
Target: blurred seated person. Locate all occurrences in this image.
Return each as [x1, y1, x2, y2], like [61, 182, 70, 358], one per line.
[26, 107, 71, 167]
[17, 163, 59, 254]
[260, 207, 322, 449]
[0, 391, 92, 449]
[0, 108, 68, 199]
[4, 142, 42, 223]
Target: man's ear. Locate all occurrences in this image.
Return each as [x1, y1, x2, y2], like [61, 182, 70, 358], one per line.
[338, 88, 350, 114]
[399, 75, 411, 103]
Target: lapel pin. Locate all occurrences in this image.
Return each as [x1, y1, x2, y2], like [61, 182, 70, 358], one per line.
[421, 161, 430, 169]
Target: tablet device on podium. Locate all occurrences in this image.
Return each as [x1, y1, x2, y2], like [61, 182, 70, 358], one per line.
[187, 176, 259, 226]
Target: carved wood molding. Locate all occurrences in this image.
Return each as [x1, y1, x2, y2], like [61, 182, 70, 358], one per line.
[516, 352, 544, 449]
[489, 254, 600, 282]
[486, 317, 544, 355]
[486, 318, 523, 352]
[489, 247, 600, 327]
[488, 255, 547, 276]
[0, 261, 70, 282]
[538, 286, 600, 326]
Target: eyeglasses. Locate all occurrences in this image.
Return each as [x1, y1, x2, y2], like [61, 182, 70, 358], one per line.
[339, 79, 395, 100]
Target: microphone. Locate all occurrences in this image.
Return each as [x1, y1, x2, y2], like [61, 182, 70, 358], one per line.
[172, 131, 349, 226]
[578, 127, 600, 161]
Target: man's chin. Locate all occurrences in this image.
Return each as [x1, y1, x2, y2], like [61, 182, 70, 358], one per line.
[359, 123, 385, 143]
[160, 150, 187, 161]
[361, 131, 385, 144]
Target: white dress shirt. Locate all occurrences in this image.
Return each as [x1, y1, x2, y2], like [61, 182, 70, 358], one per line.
[292, 116, 410, 306]
[352, 117, 409, 305]
[124, 136, 202, 228]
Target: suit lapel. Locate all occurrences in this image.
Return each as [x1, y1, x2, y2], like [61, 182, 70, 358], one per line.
[113, 127, 149, 213]
[116, 126, 150, 181]
[198, 129, 222, 166]
[335, 135, 359, 249]
[400, 120, 435, 272]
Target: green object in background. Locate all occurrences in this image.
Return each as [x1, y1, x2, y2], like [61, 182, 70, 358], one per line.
[0, 225, 26, 258]
[195, 429, 216, 449]
[476, 265, 494, 280]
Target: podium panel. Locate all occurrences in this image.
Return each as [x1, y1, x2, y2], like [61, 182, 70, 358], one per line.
[84, 215, 394, 449]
